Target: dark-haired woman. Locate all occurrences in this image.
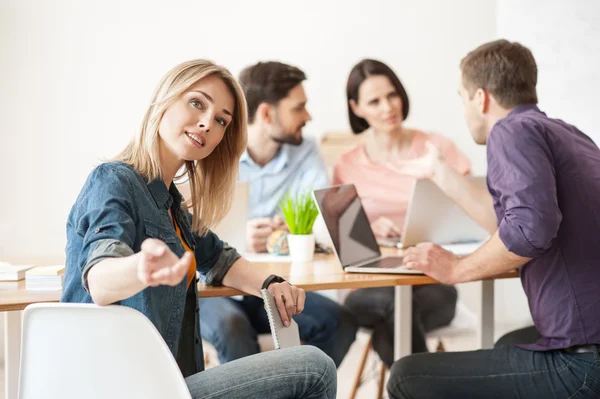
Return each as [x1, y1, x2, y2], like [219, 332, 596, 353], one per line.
[335, 59, 470, 366]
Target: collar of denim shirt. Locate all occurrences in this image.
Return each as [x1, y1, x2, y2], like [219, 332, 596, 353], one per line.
[147, 178, 184, 211]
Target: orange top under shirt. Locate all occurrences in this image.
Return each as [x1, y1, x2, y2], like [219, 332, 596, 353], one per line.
[172, 216, 197, 289]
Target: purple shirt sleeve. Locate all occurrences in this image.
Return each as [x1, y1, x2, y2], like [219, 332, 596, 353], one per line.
[487, 119, 562, 258]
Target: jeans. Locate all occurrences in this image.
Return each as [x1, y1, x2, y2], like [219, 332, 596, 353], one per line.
[387, 344, 600, 399]
[199, 292, 357, 367]
[344, 284, 458, 367]
[185, 345, 336, 399]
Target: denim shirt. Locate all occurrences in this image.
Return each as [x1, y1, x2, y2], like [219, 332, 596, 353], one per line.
[61, 161, 241, 374]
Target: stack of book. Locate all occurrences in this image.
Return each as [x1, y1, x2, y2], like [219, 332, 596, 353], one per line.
[25, 265, 65, 291]
[0, 262, 33, 282]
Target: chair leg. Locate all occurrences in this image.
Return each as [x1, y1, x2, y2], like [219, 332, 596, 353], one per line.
[349, 335, 373, 399]
[376, 362, 387, 399]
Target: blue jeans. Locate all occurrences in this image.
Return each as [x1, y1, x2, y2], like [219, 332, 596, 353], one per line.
[185, 346, 336, 398]
[387, 344, 600, 398]
[199, 292, 357, 367]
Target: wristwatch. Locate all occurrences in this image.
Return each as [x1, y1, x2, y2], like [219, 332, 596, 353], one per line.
[261, 274, 287, 290]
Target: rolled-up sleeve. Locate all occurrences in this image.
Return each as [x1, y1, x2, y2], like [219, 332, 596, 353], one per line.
[488, 120, 562, 258]
[194, 230, 241, 286]
[76, 166, 137, 291]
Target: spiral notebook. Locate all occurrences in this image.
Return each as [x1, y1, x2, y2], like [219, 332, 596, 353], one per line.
[261, 288, 301, 349]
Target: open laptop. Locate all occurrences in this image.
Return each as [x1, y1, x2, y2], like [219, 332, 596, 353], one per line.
[313, 184, 420, 274]
[313, 178, 489, 274]
[369, 177, 489, 250]
[399, 177, 489, 254]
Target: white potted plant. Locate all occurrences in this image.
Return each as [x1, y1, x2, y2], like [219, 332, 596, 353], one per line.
[279, 191, 319, 262]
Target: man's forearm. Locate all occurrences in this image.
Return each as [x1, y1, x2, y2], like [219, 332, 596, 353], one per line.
[432, 161, 498, 233]
[451, 232, 530, 283]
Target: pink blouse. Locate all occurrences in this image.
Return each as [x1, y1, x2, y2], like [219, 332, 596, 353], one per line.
[333, 130, 471, 230]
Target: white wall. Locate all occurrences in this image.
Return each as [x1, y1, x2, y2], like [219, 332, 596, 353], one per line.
[498, 0, 600, 144]
[0, 0, 496, 259]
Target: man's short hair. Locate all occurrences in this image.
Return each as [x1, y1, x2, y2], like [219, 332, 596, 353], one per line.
[239, 61, 307, 123]
[461, 39, 538, 108]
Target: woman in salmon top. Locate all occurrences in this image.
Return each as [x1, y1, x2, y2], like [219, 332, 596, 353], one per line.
[335, 59, 470, 365]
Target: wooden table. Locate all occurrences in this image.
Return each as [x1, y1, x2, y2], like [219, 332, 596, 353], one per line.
[1, 251, 518, 399]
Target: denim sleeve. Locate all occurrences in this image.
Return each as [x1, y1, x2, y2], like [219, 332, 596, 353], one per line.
[194, 228, 242, 286]
[487, 119, 562, 258]
[76, 165, 137, 291]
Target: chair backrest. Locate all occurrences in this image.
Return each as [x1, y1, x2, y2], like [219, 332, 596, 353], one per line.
[19, 303, 191, 399]
[176, 180, 249, 253]
[319, 132, 362, 176]
[212, 181, 250, 253]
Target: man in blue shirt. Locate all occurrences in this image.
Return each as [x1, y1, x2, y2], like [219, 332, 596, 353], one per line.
[199, 61, 356, 368]
[385, 40, 600, 399]
[238, 62, 329, 252]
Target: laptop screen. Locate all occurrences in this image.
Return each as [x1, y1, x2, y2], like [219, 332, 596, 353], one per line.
[313, 184, 381, 267]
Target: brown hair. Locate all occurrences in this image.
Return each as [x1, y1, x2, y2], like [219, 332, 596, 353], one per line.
[461, 39, 538, 108]
[346, 59, 410, 134]
[239, 61, 307, 124]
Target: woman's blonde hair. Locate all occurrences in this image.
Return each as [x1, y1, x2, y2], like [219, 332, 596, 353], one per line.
[114, 59, 248, 235]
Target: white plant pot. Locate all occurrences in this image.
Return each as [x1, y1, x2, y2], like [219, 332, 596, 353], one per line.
[287, 234, 315, 262]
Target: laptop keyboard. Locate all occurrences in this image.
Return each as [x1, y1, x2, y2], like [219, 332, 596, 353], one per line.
[359, 257, 404, 269]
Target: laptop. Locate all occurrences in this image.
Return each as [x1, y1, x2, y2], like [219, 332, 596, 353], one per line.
[313, 184, 419, 274]
[399, 177, 489, 254]
[362, 177, 489, 250]
[313, 178, 489, 274]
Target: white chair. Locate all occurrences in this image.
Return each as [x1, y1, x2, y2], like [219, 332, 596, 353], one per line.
[19, 303, 191, 399]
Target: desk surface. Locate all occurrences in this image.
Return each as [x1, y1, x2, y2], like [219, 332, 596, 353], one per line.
[0, 250, 519, 311]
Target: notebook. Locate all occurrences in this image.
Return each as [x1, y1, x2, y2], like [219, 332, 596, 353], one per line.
[26, 265, 65, 276]
[25, 265, 65, 291]
[261, 288, 301, 349]
[0, 263, 33, 281]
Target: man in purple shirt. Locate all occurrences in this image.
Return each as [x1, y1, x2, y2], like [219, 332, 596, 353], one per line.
[386, 40, 600, 398]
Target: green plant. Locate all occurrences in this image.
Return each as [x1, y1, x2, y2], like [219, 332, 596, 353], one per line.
[279, 191, 319, 235]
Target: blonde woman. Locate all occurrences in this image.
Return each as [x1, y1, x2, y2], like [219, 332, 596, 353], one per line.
[61, 59, 336, 399]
